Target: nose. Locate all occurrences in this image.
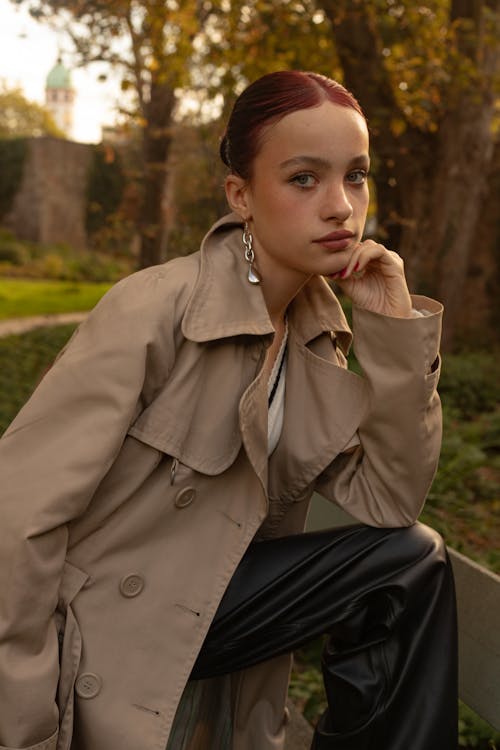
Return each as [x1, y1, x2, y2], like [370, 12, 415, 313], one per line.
[321, 181, 353, 223]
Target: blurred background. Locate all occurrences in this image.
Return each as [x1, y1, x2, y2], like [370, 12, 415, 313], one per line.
[0, 0, 498, 746]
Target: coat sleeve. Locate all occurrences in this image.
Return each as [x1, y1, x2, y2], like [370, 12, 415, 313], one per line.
[0, 271, 175, 748]
[315, 295, 443, 527]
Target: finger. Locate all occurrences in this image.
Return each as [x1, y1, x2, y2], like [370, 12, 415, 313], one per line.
[327, 243, 365, 280]
[333, 242, 385, 280]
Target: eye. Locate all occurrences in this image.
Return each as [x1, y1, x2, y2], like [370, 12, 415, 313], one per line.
[289, 173, 317, 188]
[346, 169, 368, 185]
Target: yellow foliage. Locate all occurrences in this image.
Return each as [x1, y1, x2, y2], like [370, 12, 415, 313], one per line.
[389, 118, 407, 137]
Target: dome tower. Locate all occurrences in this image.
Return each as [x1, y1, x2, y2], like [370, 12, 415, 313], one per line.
[45, 57, 75, 137]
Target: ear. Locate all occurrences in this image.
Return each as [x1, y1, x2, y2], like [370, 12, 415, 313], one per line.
[224, 174, 252, 219]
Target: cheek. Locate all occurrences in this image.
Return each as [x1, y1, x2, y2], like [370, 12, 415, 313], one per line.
[351, 187, 369, 214]
[272, 187, 315, 215]
[255, 192, 304, 228]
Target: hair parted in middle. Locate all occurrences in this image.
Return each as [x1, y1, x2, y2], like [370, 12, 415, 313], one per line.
[220, 70, 365, 180]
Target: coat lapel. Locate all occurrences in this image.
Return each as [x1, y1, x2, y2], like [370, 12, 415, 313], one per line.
[238, 363, 269, 495]
[266, 273, 368, 501]
[267, 327, 369, 502]
[182, 214, 274, 343]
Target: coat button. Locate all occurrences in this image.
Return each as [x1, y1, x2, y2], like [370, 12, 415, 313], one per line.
[174, 487, 196, 508]
[75, 672, 102, 699]
[119, 573, 145, 598]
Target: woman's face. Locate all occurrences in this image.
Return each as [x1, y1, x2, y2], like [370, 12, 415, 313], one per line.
[226, 101, 370, 286]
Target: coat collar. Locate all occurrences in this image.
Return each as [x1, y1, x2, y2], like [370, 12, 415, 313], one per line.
[181, 213, 353, 355]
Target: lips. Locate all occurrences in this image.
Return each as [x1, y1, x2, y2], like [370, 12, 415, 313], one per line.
[313, 229, 355, 251]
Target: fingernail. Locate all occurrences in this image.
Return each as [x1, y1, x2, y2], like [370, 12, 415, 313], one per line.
[354, 262, 360, 271]
[340, 268, 347, 278]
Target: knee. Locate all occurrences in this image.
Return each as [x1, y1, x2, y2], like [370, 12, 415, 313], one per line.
[386, 522, 449, 573]
[405, 523, 447, 562]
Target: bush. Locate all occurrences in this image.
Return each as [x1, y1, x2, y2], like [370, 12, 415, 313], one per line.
[419, 348, 500, 572]
[38, 252, 66, 279]
[422, 404, 500, 572]
[429, 408, 499, 504]
[0, 324, 77, 434]
[63, 252, 130, 283]
[438, 351, 500, 419]
[459, 702, 500, 749]
[0, 232, 134, 283]
[0, 237, 29, 265]
[85, 145, 126, 236]
[0, 138, 27, 219]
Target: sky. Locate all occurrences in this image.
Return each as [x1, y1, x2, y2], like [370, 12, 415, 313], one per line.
[0, 0, 121, 142]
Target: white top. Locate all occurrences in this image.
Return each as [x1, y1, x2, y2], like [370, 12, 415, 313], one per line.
[267, 320, 288, 456]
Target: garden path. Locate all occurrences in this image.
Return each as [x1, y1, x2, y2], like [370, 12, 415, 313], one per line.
[0, 312, 87, 338]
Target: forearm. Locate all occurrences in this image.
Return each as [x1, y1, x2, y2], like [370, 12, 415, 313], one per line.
[316, 295, 443, 526]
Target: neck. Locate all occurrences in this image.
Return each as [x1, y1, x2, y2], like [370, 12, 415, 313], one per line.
[259, 269, 312, 328]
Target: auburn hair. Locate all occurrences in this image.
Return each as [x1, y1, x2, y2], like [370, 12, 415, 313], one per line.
[220, 71, 365, 179]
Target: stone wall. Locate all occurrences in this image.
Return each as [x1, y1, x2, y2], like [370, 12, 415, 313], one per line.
[5, 137, 93, 249]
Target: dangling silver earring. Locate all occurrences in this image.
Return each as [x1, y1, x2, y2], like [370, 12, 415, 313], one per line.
[243, 222, 262, 285]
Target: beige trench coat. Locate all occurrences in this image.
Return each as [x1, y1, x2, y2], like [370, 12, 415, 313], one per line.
[0, 214, 443, 750]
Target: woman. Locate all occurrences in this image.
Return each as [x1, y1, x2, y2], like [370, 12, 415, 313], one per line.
[0, 71, 457, 750]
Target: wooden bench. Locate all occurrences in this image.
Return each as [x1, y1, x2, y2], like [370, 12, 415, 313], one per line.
[304, 494, 500, 731]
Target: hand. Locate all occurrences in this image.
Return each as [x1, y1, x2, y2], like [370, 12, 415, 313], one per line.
[329, 239, 413, 318]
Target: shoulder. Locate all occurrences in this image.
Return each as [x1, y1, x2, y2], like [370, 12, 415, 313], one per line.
[91, 252, 201, 331]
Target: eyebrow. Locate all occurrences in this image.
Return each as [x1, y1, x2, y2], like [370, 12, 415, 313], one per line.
[279, 154, 370, 170]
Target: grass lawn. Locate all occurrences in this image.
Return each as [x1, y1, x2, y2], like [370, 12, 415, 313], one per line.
[0, 278, 112, 319]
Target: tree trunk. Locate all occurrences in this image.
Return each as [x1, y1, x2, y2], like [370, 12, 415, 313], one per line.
[387, 109, 496, 351]
[422, 102, 495, 349]
[372, 132, 437, 291]
[139, 79, 176, 268]
[455, 140, 500, 347]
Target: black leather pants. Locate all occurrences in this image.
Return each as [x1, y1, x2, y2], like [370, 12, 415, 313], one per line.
[191, 523, 458, 749]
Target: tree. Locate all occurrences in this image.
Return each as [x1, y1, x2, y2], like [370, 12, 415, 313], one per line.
[163, 116, 230, 258]
[11, 0, 209, 268]
[0, 84, 64, 138]
[318, 0, 499, 349]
